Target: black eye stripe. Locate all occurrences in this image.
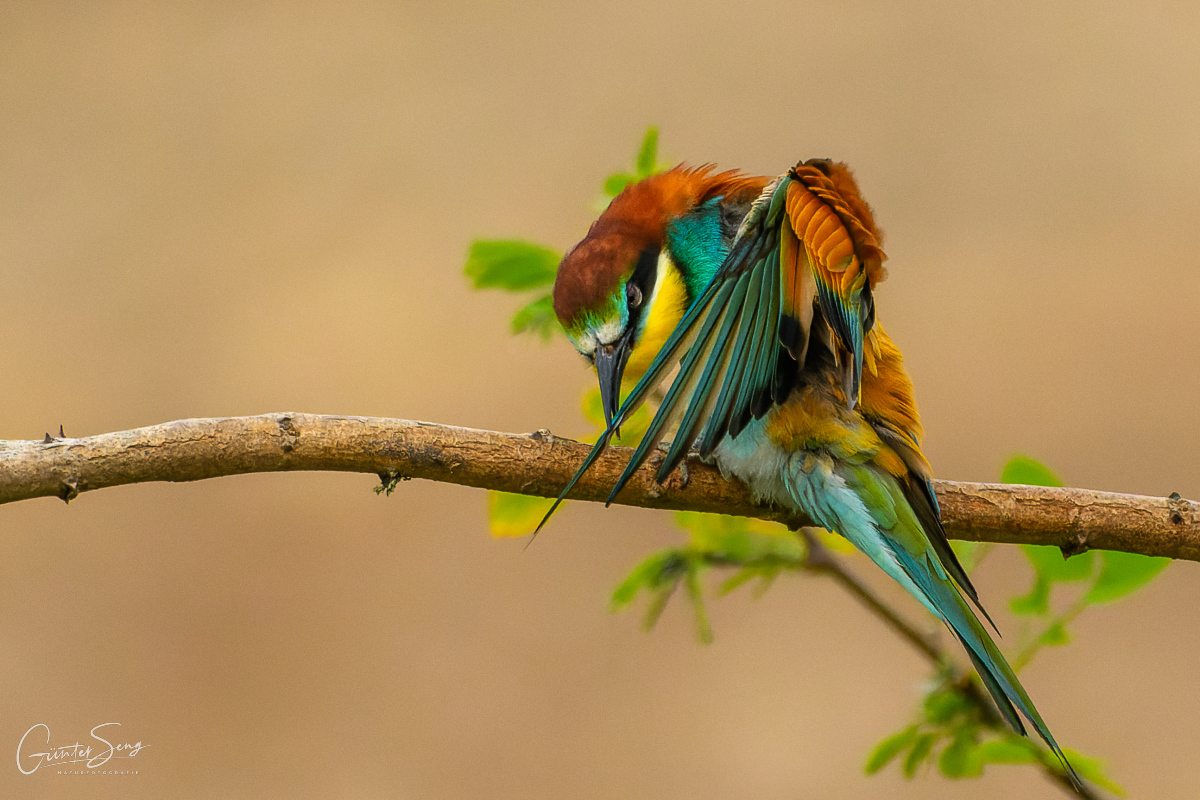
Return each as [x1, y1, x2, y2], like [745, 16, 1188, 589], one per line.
[625, 244, 659, 328]
[631, 245, 658, 294]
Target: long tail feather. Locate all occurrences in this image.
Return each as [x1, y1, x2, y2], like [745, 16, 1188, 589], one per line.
[885, 542, 1082, 789]
[787, 457, 1081, 790]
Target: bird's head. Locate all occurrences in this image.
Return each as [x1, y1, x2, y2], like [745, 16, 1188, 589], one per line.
[553, 167, 765, 427]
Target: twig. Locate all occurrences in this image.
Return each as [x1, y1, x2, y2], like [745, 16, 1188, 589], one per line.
[800, 529, 943, 663]
[0, 413, 1196, 561]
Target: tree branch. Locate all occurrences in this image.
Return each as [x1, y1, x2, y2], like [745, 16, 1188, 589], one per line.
[0, 412, 1159, 795]
[1, 412, 1196, 562]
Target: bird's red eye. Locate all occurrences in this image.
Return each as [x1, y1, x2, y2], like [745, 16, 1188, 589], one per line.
[627, 283, 643, 309]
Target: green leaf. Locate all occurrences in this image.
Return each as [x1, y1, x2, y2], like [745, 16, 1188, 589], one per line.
[642, 582, 679, 632]
[1022, 543, 1094, 583]
[1084, 550, 1170, 605]
[1010, 575, 1051, 616]
[610, 550, 694, 634]
[903, 733, 937, 778]
[601, 127, 662, 200]
[1062, 748, 1127, 797]
[720, 566, 768, 597]
[580, 387, 606, 429]
[1000, 455, 1063, 487]
[719, 562, 784, 597]
[1038, 620, 1072, 647]
[675, 511, 804, 563]
[464, 240, 561, 291]
[976, 736, 1039, 765]
[684, 562, 713, 644]
[719, 567, 759, 595]
[923, 688, 970, 724]
[594, 127, 664, 211]
[949, 539, 978, 567]
[1012, 543, 1094, 616]
[938, 726, 983, 778]
[678, 511, 752, 557]
[610, 551, 682, 611]
[635, 127, 659, 177]
[812, 526, 859, 555]
[510, 294, 558, 340]
[603, 172, 636, 197]
[864, 725, 919, 774]
[487, 491, 556, 538]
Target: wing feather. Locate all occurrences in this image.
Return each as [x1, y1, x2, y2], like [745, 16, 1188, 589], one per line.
[696, 272, 762, 457]
[656, 272, 752, 481]
[606, 278, 742, 502]
[728, 246, 778, 437]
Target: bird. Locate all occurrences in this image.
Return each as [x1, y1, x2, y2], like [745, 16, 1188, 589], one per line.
[544, 159, 1081, 788]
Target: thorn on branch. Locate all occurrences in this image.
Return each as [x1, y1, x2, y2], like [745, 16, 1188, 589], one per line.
[58, 477, 84, 503]
[1059, 532, 1090, 559]
[43, 425, 67, 444]
[1168, 492, 1188, 525]
[375, 470, 410, 496]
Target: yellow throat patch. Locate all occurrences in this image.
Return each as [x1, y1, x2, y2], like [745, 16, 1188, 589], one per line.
[623, 252, 688, 383]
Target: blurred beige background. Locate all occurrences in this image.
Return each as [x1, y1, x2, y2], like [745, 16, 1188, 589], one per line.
[1, 1, 1198, 798]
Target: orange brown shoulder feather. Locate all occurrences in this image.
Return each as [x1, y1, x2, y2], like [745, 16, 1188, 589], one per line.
[790, 159, 887, 288]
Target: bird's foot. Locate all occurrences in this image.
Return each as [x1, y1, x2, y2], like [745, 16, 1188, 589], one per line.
[645, 460, 690, 498]
[664, 461, 689, 491]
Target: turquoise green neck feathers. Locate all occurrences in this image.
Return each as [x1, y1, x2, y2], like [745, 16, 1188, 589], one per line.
[665, 197, 730, 303]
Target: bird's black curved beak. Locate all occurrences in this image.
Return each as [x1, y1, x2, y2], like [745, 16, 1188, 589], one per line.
[595, 329, 634, 431]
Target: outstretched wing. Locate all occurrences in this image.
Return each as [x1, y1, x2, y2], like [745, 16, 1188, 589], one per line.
[537, 159, 886, 528]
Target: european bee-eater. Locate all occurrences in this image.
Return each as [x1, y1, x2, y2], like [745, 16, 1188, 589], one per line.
[546, 160, 1080, 787]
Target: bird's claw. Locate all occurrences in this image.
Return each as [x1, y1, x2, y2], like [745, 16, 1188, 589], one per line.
[662, 461, 689, 492]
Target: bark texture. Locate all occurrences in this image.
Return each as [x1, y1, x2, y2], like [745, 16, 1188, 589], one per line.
[1, 412, 1196, 561]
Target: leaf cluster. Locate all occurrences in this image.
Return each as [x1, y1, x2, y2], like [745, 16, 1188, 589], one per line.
[997, 457, 1168, 675]
[610, 512, 805, 644]
[865, 686, 1123, 795]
